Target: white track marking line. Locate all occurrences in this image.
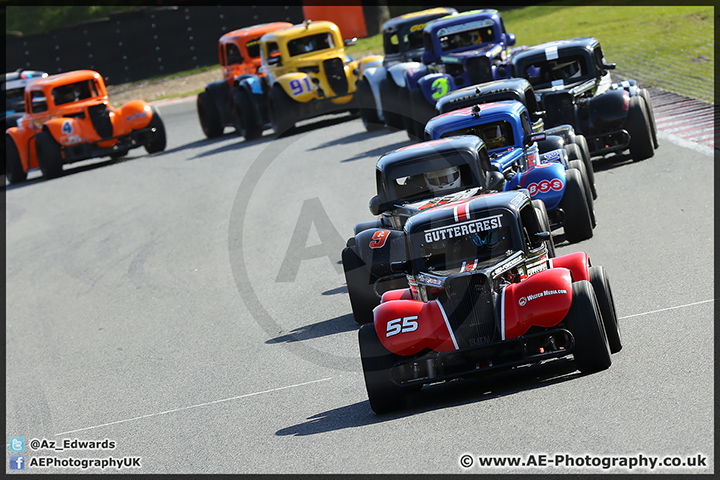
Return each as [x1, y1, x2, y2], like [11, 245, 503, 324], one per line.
[619, 299, 714, 320]
[53, 376, 337, 436]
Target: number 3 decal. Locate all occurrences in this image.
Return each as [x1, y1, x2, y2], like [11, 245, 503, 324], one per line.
[369, 230, 390, 249]
[431, 77, 449, 100]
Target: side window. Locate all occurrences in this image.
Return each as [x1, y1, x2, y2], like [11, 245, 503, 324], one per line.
[30, 91, 47, 113]
[219, 44, 226, 66]
[226, 43, 243, 65]
[520, 111, 533, 137]
[519, 204, 543, 250]
[266, 42, 281, 64]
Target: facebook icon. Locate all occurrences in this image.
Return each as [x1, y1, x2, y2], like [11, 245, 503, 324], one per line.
[10, 455, 24, 470]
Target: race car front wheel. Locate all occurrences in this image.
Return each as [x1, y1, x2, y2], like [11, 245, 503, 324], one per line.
[589, 265, 622, 354]
[35, 131, 64, 180]
[379, 78, 403, 129]
[268, 86, 296, 136]
[567, 159, 596, 228]
[145, 106, 167, 154]
[563, 280, 612, 374]
[532, 199, 555, 258]
[626, 95, 655, 161]
[6, 135, 27, 184]
[638, 89, 659, 149]
[359, 323, 408, 414]
[567, 137, 596, 199]
[559, 169, 593, 243]
[342, 246, 381, 325]
[357, 79, 382, 131]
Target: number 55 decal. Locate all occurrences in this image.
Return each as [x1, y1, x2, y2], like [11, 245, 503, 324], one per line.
[386, 316, 419, 337]
[369, 229, 390, 249]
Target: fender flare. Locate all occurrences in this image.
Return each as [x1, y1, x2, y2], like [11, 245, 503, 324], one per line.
[416, 73, 454, 104]
[389, 61, 425, 88]
[274, 72, 314, 103]
[353, 227, 406, 277]
[550, 251, 590, 283]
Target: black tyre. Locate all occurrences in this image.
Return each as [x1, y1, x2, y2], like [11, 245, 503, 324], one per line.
[408, 87, 433, 141]
[563, 280, 612, 373]
[233, 88, 263, 141]
[379, 77, 403, 129]
[342, 246, 381, 325]
[570, 134, 596, 199]
[35, 130, 64, 179]
[532, 199, 555, 258]
[144, 106, 167, 154]
[359, 323, 407, 414]
[638, 89, 659, 149]
[357, 79, 382, 131]
[268, 85, 296, 136]
[626, 95, 654, 161]
[559, 168, 593, 243]
[589, 265, 622, 354]
[6, 135, 27, 184]
[567, 159, 596, 228]
[197, 90, 223, 138]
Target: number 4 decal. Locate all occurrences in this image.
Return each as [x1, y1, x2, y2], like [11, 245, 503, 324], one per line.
[386, 316, 419, 337]
[369, 230, 390, 249]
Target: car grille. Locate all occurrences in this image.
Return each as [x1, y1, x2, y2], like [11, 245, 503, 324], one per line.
[543, 92, 575, 129]
[87, 104, 114, 139]
[441, 273, 496, 349]
[323, 58, 348, 97]
[467, 56, 493, 85]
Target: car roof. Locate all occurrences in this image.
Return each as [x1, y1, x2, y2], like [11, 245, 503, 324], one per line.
[382, 7, 457, 32]
[220, 22, 293, 43]
[404, 189, 528, 235]
[424, 8, 500, 34]
[435, 78, 532, 114]
[429, 100, 526, 125]
[260, 20, 340, 43]
[26, 70, 102, 91]
[376, 136, 485, 173]
[512, 36, 599, 62]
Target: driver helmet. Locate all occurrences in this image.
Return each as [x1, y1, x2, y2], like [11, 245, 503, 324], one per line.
[482, 124, 506, 149]
[424, 166, 461, 193]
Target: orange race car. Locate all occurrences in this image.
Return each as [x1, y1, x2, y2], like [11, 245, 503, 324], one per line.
[197, 22, 293, 139]
[5, 69, 166, 183]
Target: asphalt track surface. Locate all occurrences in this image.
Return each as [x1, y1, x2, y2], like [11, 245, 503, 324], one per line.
[5, 97, 714, 475]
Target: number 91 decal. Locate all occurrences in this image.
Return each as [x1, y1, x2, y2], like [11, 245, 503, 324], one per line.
[289, 77, 313, 97]
[386, 316, 419, 337]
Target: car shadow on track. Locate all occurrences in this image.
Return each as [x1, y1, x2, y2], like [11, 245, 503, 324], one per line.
[3, 154, 149, 190]
[276, 358, 585, 436]
[590, 152, 634, 172]
[265, 311, 358, 345]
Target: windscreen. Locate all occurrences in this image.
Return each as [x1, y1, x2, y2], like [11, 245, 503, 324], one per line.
[52, 80, 99, 106]
[438, 19, 496, 52]
[287, 32, 336, 56]
[521, 54, 589, 88]
[410, 211, 514, 274]
[440, 120, 514, 150]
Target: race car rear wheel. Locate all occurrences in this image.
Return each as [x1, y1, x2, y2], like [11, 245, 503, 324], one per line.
[359, 323, 408, 414]
[626, 95, 655, 161]
[197, 91, 223, 139]
[35, 131, 64, 179]
[268, 85, 296, 136]
[233, 88, 263, 141]
[638, 89, 659, 149]
[6, 135, 27, 184]
[342, 246, 381, 325]
[569, 135, 596, 199]
[564, 280, 612, 373]
[145, 106, 167, 154]
[357, 79, 382, 131]
[568, 159, 596, 228]
[380, 78, 403, 129]
[589, 265, 622, 354]
[559, 169, 593, 243]
[532, 199, 555, 258]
